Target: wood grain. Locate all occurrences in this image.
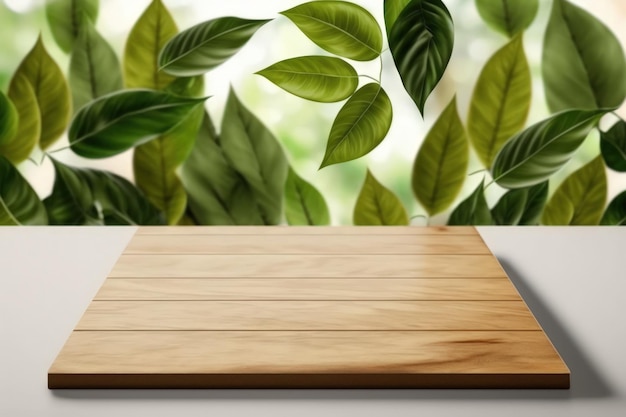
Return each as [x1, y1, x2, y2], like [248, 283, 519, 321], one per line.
[94, 278, 521, 301]
[124, 234, 490, 255]
[76, 300, 539, 331]
[109, 254, 507, 278]
[136, 226, 479, 235]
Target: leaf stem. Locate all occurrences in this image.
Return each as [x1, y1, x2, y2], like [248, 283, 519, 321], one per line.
[378, 55, 384, 83]
[359, 74, 379, 83]
[469, 168, 488, 176]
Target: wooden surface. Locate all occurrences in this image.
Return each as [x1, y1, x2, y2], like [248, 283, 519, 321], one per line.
[49, 227, 569, 389]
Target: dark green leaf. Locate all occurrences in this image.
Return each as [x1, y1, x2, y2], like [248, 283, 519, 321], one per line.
[492, 109, 605, 189]
[388, 0, 454, 116]
[69, 20, 123, 111]
[257, 56, 358, 103]
[468, 34, 531, 167]
[0, 91, 18, 146]
[413, 96, 468, 216]
[69, 89, 206, 159]
[475, 0, 539, 37]
[0, 155, 47, 225]
[543, 0, 626, 112]
[44, 158, 164, 225]
[321, 83, 392, 168]
[46, 0, 99, 53]
[159, 17, 270, 77]
[448, 182, 494, 225]
[220, 88, 288, 225]
[12, 36, 71, 150]
[285, 167, 330, 225]
[601, 191, 626, 225]
[492, 182, 548, 225]
[542, 156, 607, 225]
[601, 120, 626, 172]
[281, 1, 382, 61]
[354, 170, 409, 226]
[0, 74, 40, 163]
[384, 0, 411, 36]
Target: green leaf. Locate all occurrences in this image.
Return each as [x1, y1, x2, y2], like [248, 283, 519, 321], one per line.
[491, 181, 548, 225]
[69, 89, 206, 159]
[12, 36, 71, 150]
[285, 167, 330, 225]
[354, 170, 409, 226]
[601, 191, 626, 225]
[388, 0, 454, 116]
[600, 120, 626, 172]
[413, 96, 468, 216]
[468, 34, 531, 168]
[69, 21, 123, 111]
[220, 88, 289, 225]
[543, 0, 626, 112]
[0, 74, 41, 163]
[448, 182, 494, 226]
[257, 56, 358, 103]
[542, 157, 607, 225]
[491, 109, 605, 189]
[44, 158, 165, 226]
[134, 106, 204, 225]
[281, 1, 382, 61]
[321, 83, 392, 168]
[45, 0, 99, 53]
[0, 91, 18, 146]
[0, 156, 47, 226]
[124, 0, 178, 90]
[181, 112, 268, 225]
[384, 0, 411, 36]
[475, 0, 539, 37]
[159, 17, 270, 77]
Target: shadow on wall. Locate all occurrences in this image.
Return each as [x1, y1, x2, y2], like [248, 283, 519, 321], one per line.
[1, 0, 626, 227]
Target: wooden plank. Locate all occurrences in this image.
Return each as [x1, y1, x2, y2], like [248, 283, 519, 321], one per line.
[136, 226, 479, 235]
[109, 254, 507, 278]
[94, 278, 522, 301]
[75, 300, 539, 331]
[123, 234, 490, 255]
[49, 330, 569, 388]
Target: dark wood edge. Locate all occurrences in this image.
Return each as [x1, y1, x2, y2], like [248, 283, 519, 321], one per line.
[49, 373, 570, 390]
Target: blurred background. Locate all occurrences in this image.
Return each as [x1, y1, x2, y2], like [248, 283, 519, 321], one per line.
[1, 0, 626, 225]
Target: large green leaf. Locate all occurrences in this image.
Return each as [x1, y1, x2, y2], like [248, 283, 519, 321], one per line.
[384, 0, 411, 36]
[220, 88, 288, 225]
[388, 0, 454, 116]
[44, 158, 164, 225]
[281, 1, 382, 62]
[354, 170, 409, 226]
[134, 106, 204, 225]
[542, 157, 607, 225]
[543, 0, 626, 112]
[124, 0, 178, 90]
[69, 21, 123, 111]
[491, 181, 548, 225]
[159, 17, 270, 77]
[12, 36, 71, 150]
[491, 109, 605, 189]
[448, 182, 494, 225]
[0, 91, 18, 146]
[468, 34, 531, 168]
[600, 120, 626, 172]
[284, 167, 330, 225]
[601, 191, 626, 225]
[321, 83, 392, 168]
[45, 0, 99, 53]
[181, 112, 267, 225]
[0, 74, 41, 163]
[256, 56, 358, 103]
[475, 0, 539, 37]
[0, 156, 47, 226]
[413, 96, 468, 216]
[68, 89, 206, 159]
